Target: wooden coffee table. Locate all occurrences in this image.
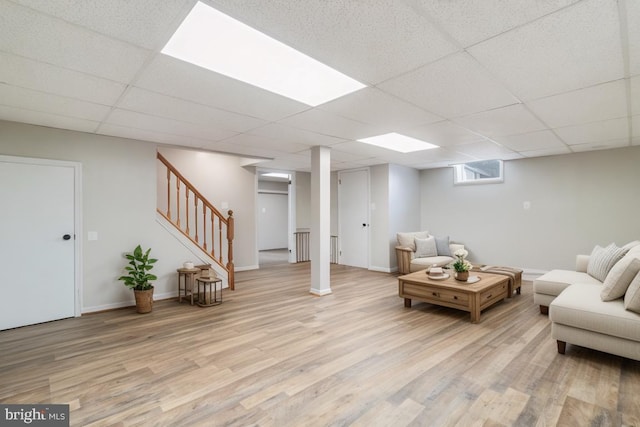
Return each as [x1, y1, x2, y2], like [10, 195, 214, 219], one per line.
[398, 270, 509, 323]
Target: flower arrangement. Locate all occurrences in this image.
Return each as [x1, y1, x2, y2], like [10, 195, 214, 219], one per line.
[451, 248, 472, 272]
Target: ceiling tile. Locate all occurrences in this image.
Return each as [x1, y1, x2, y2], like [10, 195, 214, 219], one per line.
[626, 0, 640, 76]
[527, 79, 628, 128]
[468, 0, 624, 100]
[330, 141, 399, 158]
[0, 1, 150, 83]
[135, 55, 310, 121]
[569, 138, 630, 152]
[0, 84, 111, 122]
[248, 123, 347, 147]
[12, 0, 193, 50]
[104, 109, 238, 142]
[554, 117, 630, 145]
[202, 141, 282, 159]
[404, 120, 488, 147]
[378, 53, 519, 118]
[97, 123, 212, 147]
[0, 105, 98, 133]
[520, 146, 572, 157]
[451, 140, 519, 159]
[493, 130, 567, 152]
[118, 88, 268, 133]
[318, 87, 441, 130]
[209, 0, 458, 85]
[277, 109, 376, 141]
[0, 52, 126, 105]
[414, 0, 580, 47]
[454, 104, 547, 137]
[220, 133, 309, 154]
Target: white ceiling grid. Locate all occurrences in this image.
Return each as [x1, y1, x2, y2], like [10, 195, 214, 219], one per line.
[0, 0, 637, 172]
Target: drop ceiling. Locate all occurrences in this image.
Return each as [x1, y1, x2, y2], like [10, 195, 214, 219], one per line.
[0, 0, 638, 172]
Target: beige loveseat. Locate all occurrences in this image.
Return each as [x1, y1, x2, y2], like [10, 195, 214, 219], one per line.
[533, 241, 640, 361]
[395, 231, 465, 274]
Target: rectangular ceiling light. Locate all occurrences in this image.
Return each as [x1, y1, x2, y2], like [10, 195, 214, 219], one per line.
[261, 172, 290, 179]
[358, 133, 439, 153]
[162, 2, 366, 106]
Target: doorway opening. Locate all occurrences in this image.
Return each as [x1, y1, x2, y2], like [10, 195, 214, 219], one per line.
[257, 170, 295, 268]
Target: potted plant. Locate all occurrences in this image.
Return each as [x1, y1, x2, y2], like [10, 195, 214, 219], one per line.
[451, 248, 472, 281]
[118, 245, 158, 313]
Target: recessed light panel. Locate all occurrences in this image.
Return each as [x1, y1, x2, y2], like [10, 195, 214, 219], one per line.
[162, 2, 366, 106]
[261, 172, 290, 179]
[358, 133, 438, 153]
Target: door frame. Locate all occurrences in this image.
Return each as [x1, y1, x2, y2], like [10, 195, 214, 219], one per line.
[0, 155, 83, 317]
[337, 167, 370, 269]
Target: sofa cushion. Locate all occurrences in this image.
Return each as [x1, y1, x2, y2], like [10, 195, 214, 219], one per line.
[601, 258, 640, 301]
[415, 236, 437, 258]
[550, 283, 640, 342]
[533, 269, 601, 297]
[587, 243, 627, 282]
[411, 256, 454, 270]
[397, 231, 428, 252]
[434, 236, 451, 257]
[625, 272, 640, 314]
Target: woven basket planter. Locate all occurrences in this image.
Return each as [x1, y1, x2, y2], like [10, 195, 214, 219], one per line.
[134, 287, 154, 314]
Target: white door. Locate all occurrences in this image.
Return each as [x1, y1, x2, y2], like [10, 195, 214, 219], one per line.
[0, 157, 78, 330]
[338, 169, 369, 268]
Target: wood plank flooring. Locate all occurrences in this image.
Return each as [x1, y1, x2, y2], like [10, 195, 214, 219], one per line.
[1, 263, 639, 426]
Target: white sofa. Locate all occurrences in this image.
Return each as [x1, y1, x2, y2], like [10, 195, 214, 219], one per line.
[533, 241, 640, 361]
[395, 231, 464, 274]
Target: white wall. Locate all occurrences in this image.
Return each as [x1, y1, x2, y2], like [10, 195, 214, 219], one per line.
[295, 171, 311, 230]
[0, 120, 206, 312]
[0, 121, 257, 312]
[370, 164, 389, 271]
[257, 193, 288, 250]
[420, 146, 640, 272]
[389, 164, 421, 269]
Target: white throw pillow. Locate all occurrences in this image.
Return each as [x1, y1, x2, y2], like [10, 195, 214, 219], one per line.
[397, 231, 428, 251]
[601, 257, 640, 301]
[587, 243, 627, 282]
[415, 236, 437, 258]
[624, 272, 640, 314]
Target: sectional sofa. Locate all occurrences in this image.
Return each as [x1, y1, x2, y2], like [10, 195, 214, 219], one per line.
[533, 241, 640, 361]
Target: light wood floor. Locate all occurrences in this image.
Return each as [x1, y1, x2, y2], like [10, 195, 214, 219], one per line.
[1, 263, 639, 426]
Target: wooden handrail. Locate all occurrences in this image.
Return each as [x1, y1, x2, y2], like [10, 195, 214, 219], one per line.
[157, 152, 234, 290]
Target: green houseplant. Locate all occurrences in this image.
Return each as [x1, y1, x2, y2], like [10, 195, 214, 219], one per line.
[118, 245, 158, 313]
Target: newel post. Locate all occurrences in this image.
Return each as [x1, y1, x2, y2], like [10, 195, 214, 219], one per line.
[227, 210, 235, 290]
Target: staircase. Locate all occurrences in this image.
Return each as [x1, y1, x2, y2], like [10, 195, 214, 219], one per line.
[157, 152, 235, 290]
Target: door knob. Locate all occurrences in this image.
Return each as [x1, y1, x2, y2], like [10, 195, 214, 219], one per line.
[63, 234, 72, 240]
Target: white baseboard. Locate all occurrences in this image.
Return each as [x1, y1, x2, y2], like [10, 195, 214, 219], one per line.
[235, 264, 259, 272]
[310, 288, 333, 296]
[369, 266, 394, 273]
[82, 290, 179, 313]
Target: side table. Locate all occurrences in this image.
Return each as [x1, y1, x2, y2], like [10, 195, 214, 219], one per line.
[196, 276, 223, 307]
[177, 267, 201, 305]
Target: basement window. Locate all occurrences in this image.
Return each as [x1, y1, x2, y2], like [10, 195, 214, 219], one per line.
[453, 159, 503, 185]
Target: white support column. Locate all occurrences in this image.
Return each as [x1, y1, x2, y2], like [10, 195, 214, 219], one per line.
[310, 146, 331, 296]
